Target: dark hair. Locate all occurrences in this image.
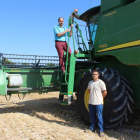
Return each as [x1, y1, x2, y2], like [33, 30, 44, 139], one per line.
[58, 17, 64, 21]
[92, 70, 99, 74]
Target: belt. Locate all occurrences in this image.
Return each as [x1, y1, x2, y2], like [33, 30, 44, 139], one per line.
[55, 40, 66, 42]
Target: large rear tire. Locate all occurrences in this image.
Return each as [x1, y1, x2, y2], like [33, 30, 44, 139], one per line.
[77, 68, 134, 128]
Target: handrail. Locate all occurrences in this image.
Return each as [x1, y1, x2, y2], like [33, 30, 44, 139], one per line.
[64, 18, 73, 84]
[74, 21, 88, 51]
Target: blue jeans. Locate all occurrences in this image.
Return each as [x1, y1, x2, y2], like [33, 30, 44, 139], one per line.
[88, 104, 104, 132]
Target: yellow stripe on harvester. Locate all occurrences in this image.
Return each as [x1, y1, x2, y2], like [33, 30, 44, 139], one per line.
[97, 40, 140, 53]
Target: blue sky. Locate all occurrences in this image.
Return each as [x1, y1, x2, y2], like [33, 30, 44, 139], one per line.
[0, 0, 101, 56]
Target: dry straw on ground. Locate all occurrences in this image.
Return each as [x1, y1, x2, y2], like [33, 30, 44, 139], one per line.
[0, 92, 140, 140]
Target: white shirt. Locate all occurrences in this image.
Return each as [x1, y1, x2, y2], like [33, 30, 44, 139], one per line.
[87, 79, 106, 105]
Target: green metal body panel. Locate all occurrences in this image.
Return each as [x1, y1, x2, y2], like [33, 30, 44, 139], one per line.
[85, 0, 140, 106]
[0, 67, 59, 95]
[67, 53, 76, 96]
[0, 70, 7, 95]
[101, 0, 135, 13]
[94, 0, 140, 65]
[101, 0, 122, 13]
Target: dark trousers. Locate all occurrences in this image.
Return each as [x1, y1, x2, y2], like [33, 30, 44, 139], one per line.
[88, 104, 104, 132]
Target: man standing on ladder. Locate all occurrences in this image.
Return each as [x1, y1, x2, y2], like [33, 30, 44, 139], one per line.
[54, 17, 73, 73]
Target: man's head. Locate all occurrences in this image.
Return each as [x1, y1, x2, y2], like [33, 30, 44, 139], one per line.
[92, 70, 99, 81]
[58, 17, 64, 27]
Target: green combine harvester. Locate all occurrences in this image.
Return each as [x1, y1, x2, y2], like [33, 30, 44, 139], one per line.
[0, 0, 140, 128]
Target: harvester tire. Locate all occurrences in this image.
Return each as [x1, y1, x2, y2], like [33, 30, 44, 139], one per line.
[77, 68, 134, 128]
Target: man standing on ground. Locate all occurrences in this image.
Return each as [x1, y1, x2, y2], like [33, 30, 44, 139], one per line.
[87, 70, 107, 137]
[54, 17, 73, 73]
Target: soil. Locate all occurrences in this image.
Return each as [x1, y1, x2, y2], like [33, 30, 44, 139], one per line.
[0, 92, 140, 140]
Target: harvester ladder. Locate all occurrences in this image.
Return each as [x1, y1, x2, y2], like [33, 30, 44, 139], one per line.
[59, 53, 76, 105]
[58, 18, 76, 105]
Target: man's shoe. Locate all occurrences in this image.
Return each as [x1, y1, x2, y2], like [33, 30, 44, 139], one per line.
[100, 132, 105, 137]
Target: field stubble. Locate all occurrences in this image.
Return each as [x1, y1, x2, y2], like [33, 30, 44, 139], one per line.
[0, 92, 140, 140]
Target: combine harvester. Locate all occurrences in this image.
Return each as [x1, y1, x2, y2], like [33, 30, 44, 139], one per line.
[0, 0, 139, 128]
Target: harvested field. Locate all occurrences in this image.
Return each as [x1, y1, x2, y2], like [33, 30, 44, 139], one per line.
[0, 92, 140, 140]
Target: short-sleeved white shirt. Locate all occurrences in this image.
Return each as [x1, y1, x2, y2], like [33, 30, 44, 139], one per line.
[87, 79, 106, 105]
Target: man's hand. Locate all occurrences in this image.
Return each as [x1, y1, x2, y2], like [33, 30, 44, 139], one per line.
[56, 29, 70, 37]
[66, 28, 70, 32]
[102, 90, 107, 98]
[71, 24, 73, 28]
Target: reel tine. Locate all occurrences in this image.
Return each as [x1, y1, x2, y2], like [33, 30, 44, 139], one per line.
[18, 93, 26, 100]
[5, 95, 11, 101]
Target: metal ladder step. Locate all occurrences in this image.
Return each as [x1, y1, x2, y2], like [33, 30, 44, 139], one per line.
[60, 92, 67, 95]
[61, 83, 68, 85]
[78, 35, 82, 37]
[61, 73, 69, 76]
[60, 102, 68, 105]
